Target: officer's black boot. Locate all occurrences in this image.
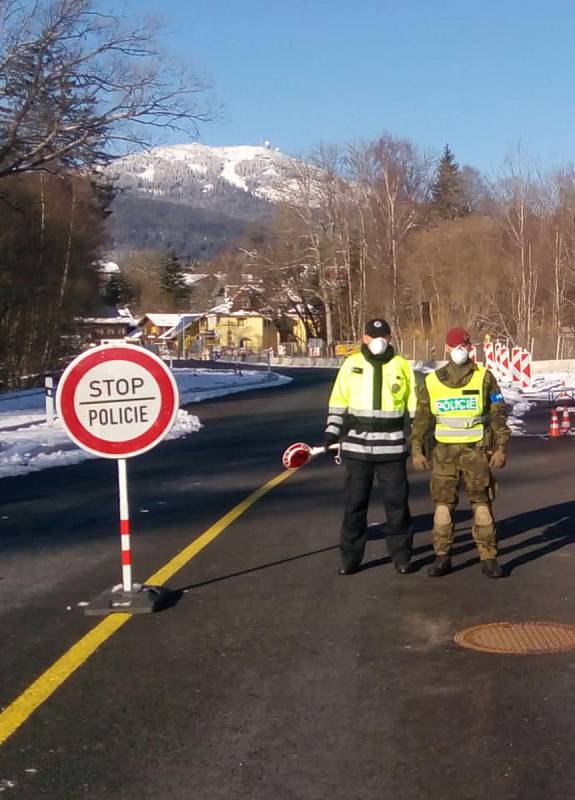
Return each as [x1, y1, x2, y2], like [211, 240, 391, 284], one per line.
[481, 558, 503, 578]
[427, 555, 452, 577]
[338, 563, 360, 575]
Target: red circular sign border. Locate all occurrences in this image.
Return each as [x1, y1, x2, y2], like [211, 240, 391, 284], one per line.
[57, 346, 178, 458]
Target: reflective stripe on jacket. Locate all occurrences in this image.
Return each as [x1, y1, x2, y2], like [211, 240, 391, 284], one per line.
[325, 350, 416, 461]
[425, 367, 486, 443]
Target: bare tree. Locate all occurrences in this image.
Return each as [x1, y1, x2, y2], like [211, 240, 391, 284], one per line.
[493, 153, 543, 345]
[0, 0, 213, 179]
[347, 135, 430, 334]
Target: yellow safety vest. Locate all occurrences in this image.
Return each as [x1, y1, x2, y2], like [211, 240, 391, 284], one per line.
[426, 367, 486, 444]
[326, 351, 416, 458]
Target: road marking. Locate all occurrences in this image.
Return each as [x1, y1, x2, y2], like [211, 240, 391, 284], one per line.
[0, 468, 296, 746]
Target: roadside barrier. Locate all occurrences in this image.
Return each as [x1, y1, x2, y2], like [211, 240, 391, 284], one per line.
[485, 341, 532, 388]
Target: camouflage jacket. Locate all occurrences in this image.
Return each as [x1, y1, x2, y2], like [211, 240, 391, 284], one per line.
[410, 360, 511, 456]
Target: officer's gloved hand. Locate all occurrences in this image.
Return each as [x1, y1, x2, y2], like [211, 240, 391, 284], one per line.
[324, 432, 339, 452]
[412, 453, 429, 471]
[489, 449, 507, 469]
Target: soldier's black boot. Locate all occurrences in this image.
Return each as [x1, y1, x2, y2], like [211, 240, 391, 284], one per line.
[481, 558, 503, 578]
[427, 555, 452, 577]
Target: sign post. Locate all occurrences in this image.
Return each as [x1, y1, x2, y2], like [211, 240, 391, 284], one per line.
[118, 458, 132, 594]
[56, 344, 179, 614]
[45, 375, 54, 426]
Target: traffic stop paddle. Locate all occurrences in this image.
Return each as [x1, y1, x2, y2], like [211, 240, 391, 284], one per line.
[282, 442, 339, 469]
[56, 343, 179, 614]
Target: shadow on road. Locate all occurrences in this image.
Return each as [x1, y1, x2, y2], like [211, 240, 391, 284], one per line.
[362, 501, 575, 576]
[153, 501, 575, 610]
[175, 544, 339, 595]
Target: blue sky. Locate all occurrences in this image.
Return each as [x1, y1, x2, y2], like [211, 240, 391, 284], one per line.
[121, 0, 575, 174]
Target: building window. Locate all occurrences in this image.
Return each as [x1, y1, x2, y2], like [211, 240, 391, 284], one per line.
[237, 318, 246, 327]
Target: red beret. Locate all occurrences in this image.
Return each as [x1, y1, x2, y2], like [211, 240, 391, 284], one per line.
[445, 327, 471, 347]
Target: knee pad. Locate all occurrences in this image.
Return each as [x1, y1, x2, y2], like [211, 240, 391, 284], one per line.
[434, 504, 452, 525]
[473, 504, 493, 525]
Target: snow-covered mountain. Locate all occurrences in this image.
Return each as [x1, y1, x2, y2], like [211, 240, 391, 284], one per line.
[105, 143, 303, 259]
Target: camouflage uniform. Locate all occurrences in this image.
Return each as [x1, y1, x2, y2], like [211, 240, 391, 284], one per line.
[411, 360, 510, 560]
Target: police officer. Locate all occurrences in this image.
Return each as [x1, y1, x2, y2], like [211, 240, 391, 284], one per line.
[324, 318, 416, 575]
[411, 327, 510, 578]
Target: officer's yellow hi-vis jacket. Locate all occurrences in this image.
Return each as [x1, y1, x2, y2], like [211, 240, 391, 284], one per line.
[325, 345, 417, 461]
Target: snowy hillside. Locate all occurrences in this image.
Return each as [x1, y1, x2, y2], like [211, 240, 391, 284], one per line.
[105, 143, 304, 258]
[107, 143, 300, 204]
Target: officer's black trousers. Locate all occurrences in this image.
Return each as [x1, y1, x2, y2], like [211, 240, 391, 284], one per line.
[340, 456, 413, 570]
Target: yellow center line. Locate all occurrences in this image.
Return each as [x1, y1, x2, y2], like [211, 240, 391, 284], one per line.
[0, 467, 297, 747]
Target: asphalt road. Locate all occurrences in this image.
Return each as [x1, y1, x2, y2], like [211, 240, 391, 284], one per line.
[1, 368, 575, 800]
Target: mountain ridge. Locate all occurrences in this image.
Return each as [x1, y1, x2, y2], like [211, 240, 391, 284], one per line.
[105, 142, 302, 260]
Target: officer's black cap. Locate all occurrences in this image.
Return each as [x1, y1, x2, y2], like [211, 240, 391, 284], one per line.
[365, 318, 391, 337]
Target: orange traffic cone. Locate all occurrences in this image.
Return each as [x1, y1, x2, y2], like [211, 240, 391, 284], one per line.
[549, 408, 561, 437]
[561, 408, 571, 436]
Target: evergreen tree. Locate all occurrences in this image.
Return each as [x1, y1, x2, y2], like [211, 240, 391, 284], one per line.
[430, 145, 470, 220]
[103, 272, 134, 307]
[160, 251, 188, 309]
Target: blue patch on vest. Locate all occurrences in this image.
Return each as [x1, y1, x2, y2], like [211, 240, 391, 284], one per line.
[490, 392, 504, 403]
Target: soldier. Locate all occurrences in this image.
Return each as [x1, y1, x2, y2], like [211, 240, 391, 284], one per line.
[324, 318, 416, 575]
[411, 327, 510, 577]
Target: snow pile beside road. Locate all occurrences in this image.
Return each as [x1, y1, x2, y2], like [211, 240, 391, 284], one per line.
[0, 409, 201, 479]
[175, 367, 291, 403]
[502, 371, 575, 436]
[502, 385, 533, 436]
[0, 368, 290, 479]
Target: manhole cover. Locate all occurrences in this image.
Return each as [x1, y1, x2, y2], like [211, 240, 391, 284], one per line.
[455, 621, 575, 654]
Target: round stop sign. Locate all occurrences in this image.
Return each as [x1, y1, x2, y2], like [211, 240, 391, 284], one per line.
[56, 344, 179, 458]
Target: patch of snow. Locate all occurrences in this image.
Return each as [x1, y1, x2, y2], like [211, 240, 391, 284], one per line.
[0, 368, 291, 479]
[96, 261, 120, 274]
[181, 273, 210, 286]
[140, 313, 182, 328]
[220, 157, 248, 192]
[139, 166, 155, 182]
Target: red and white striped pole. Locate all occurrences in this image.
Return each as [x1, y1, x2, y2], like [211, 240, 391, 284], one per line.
[117, 458, 132, 594]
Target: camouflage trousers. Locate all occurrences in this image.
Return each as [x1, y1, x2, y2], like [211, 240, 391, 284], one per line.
[430, 442, 497, 561]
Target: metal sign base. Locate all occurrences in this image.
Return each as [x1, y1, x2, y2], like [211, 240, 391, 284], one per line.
[84, 583, 170, 616]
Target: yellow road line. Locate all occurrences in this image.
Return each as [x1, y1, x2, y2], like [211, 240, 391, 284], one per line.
[146, 469, 294, 586]
[0, 468, 296, 747]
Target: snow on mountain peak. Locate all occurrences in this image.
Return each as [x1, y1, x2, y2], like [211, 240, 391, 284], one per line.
[104, 143, 318, 258]
[107, 142, 295, 203]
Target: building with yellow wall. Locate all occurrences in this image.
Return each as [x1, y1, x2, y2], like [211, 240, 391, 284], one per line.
[147, 286, 312, 356]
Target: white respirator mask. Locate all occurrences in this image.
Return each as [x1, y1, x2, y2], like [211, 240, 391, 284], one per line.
[368, 337, 389, 356]
[450, 346, 469, 365]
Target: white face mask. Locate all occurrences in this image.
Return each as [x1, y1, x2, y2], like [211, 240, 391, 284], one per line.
[450, 346, 469, 365]
[368, 337, 389, 356]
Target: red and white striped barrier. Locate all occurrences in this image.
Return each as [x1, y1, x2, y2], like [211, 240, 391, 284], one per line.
[484, 340, 532, 388]
[469, 345, 477, 363]
[494, 341, 502, 378]
[511, 347, 522, 384]
[519, 348, 532, 389]
[500, 345, 510, 381]
[484, 342, 495, 373]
